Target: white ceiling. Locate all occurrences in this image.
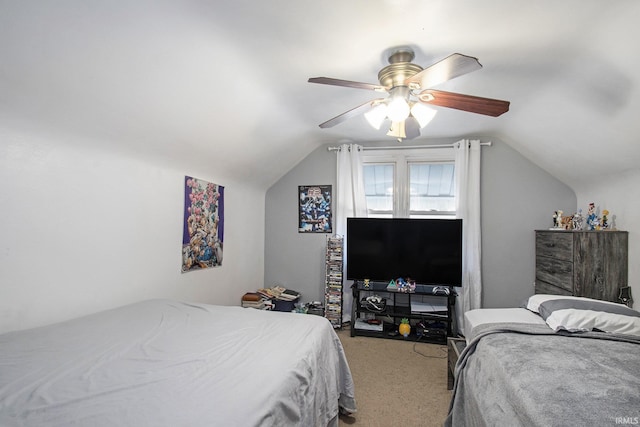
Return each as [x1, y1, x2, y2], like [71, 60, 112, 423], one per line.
[1, 0, 639, 190]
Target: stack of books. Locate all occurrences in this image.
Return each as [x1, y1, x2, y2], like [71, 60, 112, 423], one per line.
[257, 286, 300, 302]
[276, 289, 300, 301]
[254, 286, 301, 312]
[241, 292, 270, 310]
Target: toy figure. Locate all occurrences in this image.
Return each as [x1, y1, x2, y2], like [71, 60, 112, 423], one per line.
[587, 203, 598, 230]
[408, 279, 416, 293]
[601, 209, 610, 229]
[572, 209, 584, 231]
[553, 210, 563, 228]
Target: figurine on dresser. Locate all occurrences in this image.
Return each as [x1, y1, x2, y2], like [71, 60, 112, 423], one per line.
[586, 203, 598, 230]
[572, 209, 584, 231]
[561, 215, 573, 230]
[552, 210, 564, 229]
[601, 209, 610, 229]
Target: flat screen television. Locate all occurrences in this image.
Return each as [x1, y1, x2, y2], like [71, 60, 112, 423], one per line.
[346, 218, 463, 286]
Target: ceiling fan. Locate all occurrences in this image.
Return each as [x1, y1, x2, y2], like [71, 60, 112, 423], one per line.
[308, 47, 510, 141]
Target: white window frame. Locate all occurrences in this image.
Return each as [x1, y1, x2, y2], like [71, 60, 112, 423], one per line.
[362, 147, 456, 218]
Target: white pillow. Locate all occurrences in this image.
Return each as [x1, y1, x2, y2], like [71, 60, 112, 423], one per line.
[525, 294, 622, 313]
[531, 295, 640, 336]
[544, 308, 640, 335]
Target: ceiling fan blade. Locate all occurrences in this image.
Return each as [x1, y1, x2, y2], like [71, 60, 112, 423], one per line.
[417, 89, 510, 117]
[309, 77, 387, 92]
[405, 53, 482, 89]
[318, 99, 385, 128]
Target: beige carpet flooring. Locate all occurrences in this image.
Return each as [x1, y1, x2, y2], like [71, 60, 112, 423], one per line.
[337, 328, 452, 427]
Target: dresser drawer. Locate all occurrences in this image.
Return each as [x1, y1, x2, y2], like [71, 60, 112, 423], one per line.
[535, 255, 573, 292]
[535, 280, 573, 296]
[535, 232, 573, 261]
[534, 230, 627, 302]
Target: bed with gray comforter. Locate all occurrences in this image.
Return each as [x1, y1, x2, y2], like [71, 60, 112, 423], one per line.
[446, 322, 640, 426]
[0, 299, 356, 426]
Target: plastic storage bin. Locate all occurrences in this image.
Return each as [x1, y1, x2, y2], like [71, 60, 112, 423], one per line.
[274, 298, 299, 312]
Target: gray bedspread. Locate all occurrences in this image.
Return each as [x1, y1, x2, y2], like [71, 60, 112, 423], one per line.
[445, 323, 640, 427]
[0, 299, 356, 426]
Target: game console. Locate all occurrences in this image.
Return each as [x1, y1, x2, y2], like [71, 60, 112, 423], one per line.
[363, 295, 386, 312]
[416, 321, 447, 339]
[432, 286, 450, 296]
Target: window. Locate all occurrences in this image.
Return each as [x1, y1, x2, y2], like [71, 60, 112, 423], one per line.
[409, 163, 455, 216]
[362, 148, 456, 218]
[363, 164, 394, 218]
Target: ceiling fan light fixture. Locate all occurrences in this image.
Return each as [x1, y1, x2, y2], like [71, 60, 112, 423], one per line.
[309, 47, 510, 133]
[410, 102, 437, 128]
[364, 103, 388, 129]
[387, 96, 410, 122]
[387, 121, 406, 140]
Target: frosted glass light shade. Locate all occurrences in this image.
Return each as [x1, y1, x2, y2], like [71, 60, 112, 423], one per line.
[387, 97, 410, 122]
[411, 103, 437, 128]
[364, 103, 388, 129]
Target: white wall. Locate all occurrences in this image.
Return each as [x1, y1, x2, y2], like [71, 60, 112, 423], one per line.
[264, 144, 335, 300]
[575, 167, 640, 309]
[0, 125, 265, 333]
[480, 140, 576, 307]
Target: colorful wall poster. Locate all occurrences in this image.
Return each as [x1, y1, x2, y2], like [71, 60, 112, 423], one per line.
[298, 185, 332, 233]
[182, 176, 224, 272]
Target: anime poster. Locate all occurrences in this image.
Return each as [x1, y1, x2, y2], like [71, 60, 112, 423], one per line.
[298, 185, 332, 233]
[182, 176, 224, 272]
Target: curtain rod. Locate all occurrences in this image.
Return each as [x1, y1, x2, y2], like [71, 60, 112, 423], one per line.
[327, 141, 492, 151]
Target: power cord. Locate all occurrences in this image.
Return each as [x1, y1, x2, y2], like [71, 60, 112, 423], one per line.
[412, 335, 448, 359]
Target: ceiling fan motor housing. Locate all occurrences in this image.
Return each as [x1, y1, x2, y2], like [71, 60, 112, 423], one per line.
[378, 49, 423, 89]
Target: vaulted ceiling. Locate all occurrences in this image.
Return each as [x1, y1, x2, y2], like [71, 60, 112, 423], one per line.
[1, 1, 638, 190]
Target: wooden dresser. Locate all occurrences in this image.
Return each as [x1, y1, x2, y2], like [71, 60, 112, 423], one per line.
[535, 230, 628, 302]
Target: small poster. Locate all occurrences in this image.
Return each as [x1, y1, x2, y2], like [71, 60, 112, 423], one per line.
[182, 176, 224, 272]
[298, 185, 332, 233]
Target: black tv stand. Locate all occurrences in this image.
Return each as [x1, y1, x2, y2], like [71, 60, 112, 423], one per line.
[350, 280, 456, 344]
